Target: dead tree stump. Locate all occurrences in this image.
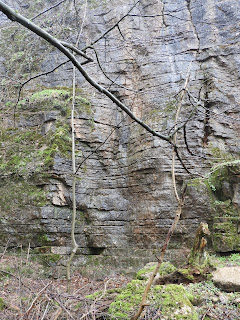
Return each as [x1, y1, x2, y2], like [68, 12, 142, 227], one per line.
[188, 222, 211, 268]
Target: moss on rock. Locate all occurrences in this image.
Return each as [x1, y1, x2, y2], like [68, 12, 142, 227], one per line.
[0, 122, 72, 178]
[178, 269, 195, 281]
[108, 281, 198, 319]
[0, 180, 47, 213]
[212, 200, 240, 252]
[34, 253, 62, 266]
[14, 87, 92, 115]
[188, 159, 240, 253]
[136, 262, 177, 280]
[0, 86, 93, 181]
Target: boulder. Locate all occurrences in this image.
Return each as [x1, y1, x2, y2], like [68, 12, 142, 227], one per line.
[212, 266, 240, 292]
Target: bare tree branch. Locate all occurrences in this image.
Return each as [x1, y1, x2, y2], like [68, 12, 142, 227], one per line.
[75, 116, 127, 174]
[83, 0, 140, 50]
[0, 1, 171, 144]
[132, 63, 193, 319]
[31, 0, 67, 21]
[67, 3, 88, 289]
[132, 197, 186, 320]
[60, 41, 93, 61]
[173, 145, 192, 175]
[13, 59, 69, 126]
[90, 45, 139, 92]
[183, 124, 194, 156]
[168, 108, 196, 139]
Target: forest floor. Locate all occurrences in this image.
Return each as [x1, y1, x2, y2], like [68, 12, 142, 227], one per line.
[0, 251, 240, 319]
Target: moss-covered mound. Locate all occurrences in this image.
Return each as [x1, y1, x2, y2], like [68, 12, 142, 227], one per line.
[108, 280, 198, 319]
[136, 261, 177, 280]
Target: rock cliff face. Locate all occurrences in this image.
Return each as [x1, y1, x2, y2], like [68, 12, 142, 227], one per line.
[0, 0, 239, 272]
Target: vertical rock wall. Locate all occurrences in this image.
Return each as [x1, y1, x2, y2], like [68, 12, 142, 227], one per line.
[0, 0, 239, 272]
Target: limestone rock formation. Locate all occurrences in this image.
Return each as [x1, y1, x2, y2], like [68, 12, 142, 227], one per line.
[213, 266, 240, 292]
[0, 0, 239, 272]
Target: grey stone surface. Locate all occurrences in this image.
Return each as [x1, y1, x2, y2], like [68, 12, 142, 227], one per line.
[0, 0, 239, 271]
[213, 267, 240, 292]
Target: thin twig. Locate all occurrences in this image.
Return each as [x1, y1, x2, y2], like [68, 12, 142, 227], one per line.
[13, 59, 68, 125]
[75, 116, 127, 174]
[41, 300, 50, 320]
[31, 0, 67, 20]
[83, 1, 140, 50]
[90, 45, 139, 92]
[171, 62, 194, 180]
[52, 297, 75, 319]
[60, 41, 93, 61]
[0, 269, 16, 277]
[19, 281, 52, 319]
[201, 306, 211, 320]
[183, 124, 194, 156]
[66, 1, 88, 291]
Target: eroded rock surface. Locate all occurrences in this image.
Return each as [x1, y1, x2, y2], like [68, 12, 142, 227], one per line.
[0, 0, 239, 272]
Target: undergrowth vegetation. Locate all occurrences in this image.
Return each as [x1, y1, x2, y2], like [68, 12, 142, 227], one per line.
[0, 251, 240, 319]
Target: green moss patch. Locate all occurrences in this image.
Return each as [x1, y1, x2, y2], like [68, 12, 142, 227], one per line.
[0, 180, 47, 213]
[178, 268, 195, 281]
[18, 88, 71, 114]
[0, 297, 6, 311]
[0, 120, 72, 178]
[34, 253, 62, 266]
[206, 160, 240, 194]
[136, 262, 177, 280]
[188, 159, 240, 253]
[1, 87, 92, 178]
[212, 200, 240, 252]
[108, 281, 198, 319]
[14, 88, 92, 115]
[0, 120, 74, 213]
